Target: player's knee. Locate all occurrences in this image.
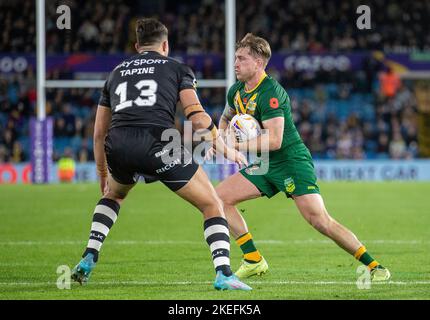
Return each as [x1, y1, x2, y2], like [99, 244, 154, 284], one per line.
[104, 189, 128, 203]
[211, 196, 224, 215]
[201, 195, 224, 218]
[215, 186, 236, 207]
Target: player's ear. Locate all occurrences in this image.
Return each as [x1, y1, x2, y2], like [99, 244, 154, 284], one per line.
[162, 40, 169, 56]
[135, 43, 140, 52]
[257, 58, 264, 69]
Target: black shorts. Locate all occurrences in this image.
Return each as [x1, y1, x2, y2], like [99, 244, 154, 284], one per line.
[104, 126, 199, 191]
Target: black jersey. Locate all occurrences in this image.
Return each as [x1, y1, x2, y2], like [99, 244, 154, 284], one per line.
[99, 51, 197, 129]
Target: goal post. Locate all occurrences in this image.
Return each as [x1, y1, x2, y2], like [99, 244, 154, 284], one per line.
[34, 0, 237, 183]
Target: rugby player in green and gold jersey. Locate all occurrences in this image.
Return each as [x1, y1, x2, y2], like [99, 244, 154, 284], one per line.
[215, 33, 390, 282]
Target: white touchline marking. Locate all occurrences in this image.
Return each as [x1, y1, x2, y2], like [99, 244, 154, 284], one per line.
[0, 262, 52, 267]
[0, 239, 428, 245]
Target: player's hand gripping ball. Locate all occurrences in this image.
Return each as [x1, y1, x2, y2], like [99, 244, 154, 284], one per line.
[230, 114, 261, 142]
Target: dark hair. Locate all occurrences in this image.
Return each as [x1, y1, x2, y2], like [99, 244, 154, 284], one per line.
[135, 18, 168, 47]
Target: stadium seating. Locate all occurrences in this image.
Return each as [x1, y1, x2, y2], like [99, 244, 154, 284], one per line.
[0, 0, 421, 163]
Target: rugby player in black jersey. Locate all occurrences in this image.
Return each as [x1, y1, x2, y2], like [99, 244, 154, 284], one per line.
[71, 18, 251, 291]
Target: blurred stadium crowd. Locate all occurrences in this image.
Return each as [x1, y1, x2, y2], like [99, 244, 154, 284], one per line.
[0, 0, 423, 163]
[2, 0, 429, 53]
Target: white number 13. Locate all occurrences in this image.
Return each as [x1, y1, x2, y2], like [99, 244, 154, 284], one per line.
[114, 80, 158, 111]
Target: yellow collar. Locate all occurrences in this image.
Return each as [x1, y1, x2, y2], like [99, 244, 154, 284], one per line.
[244, 72, 267, 93]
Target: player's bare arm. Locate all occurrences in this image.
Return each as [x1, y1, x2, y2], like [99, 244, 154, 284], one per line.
[235, 116, 284, 153]
[180, 89, 248, 167]
[204, 104, 236, 160]
[219, 104, 236, 130]
[93, 105, 111, 194]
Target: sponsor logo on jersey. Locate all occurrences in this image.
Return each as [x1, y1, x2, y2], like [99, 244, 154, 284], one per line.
[156, 158, 181, 174]
[155, 149, 169, 158]
[118, 58, 168, 69]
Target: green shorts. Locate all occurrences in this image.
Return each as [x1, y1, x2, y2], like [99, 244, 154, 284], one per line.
[240, 143, 320, 199]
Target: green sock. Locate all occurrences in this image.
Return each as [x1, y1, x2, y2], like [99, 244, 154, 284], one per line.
[236, 232, 262, 264]
[355, 246, 383, 270]
[359, 252, 376, 265]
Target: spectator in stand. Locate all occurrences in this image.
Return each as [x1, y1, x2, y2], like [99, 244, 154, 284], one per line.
[377, 133, 390, 157]
[57, 147, 76, 183]
[11, 141, 27, 163]
[379, 67, 401, 99]
[389, 131, 407, 159]
[2, 0, 429, 54]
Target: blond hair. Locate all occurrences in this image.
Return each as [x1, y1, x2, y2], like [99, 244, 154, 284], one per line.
[236, 33, 271, 67]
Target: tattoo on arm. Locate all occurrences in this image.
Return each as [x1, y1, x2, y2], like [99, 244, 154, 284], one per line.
[221, 105, 235, 122]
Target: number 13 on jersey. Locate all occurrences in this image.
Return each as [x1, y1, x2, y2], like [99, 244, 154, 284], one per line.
[114, 80, 158, 112]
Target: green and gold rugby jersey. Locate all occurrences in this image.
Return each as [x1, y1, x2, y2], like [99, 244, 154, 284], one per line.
[226, 73, 303, 163]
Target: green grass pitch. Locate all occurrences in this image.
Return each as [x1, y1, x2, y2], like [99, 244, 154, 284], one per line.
[0, 181, 429, 300]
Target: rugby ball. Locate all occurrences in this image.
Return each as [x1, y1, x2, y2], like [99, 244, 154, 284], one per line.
[230, 114, 261, 142]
